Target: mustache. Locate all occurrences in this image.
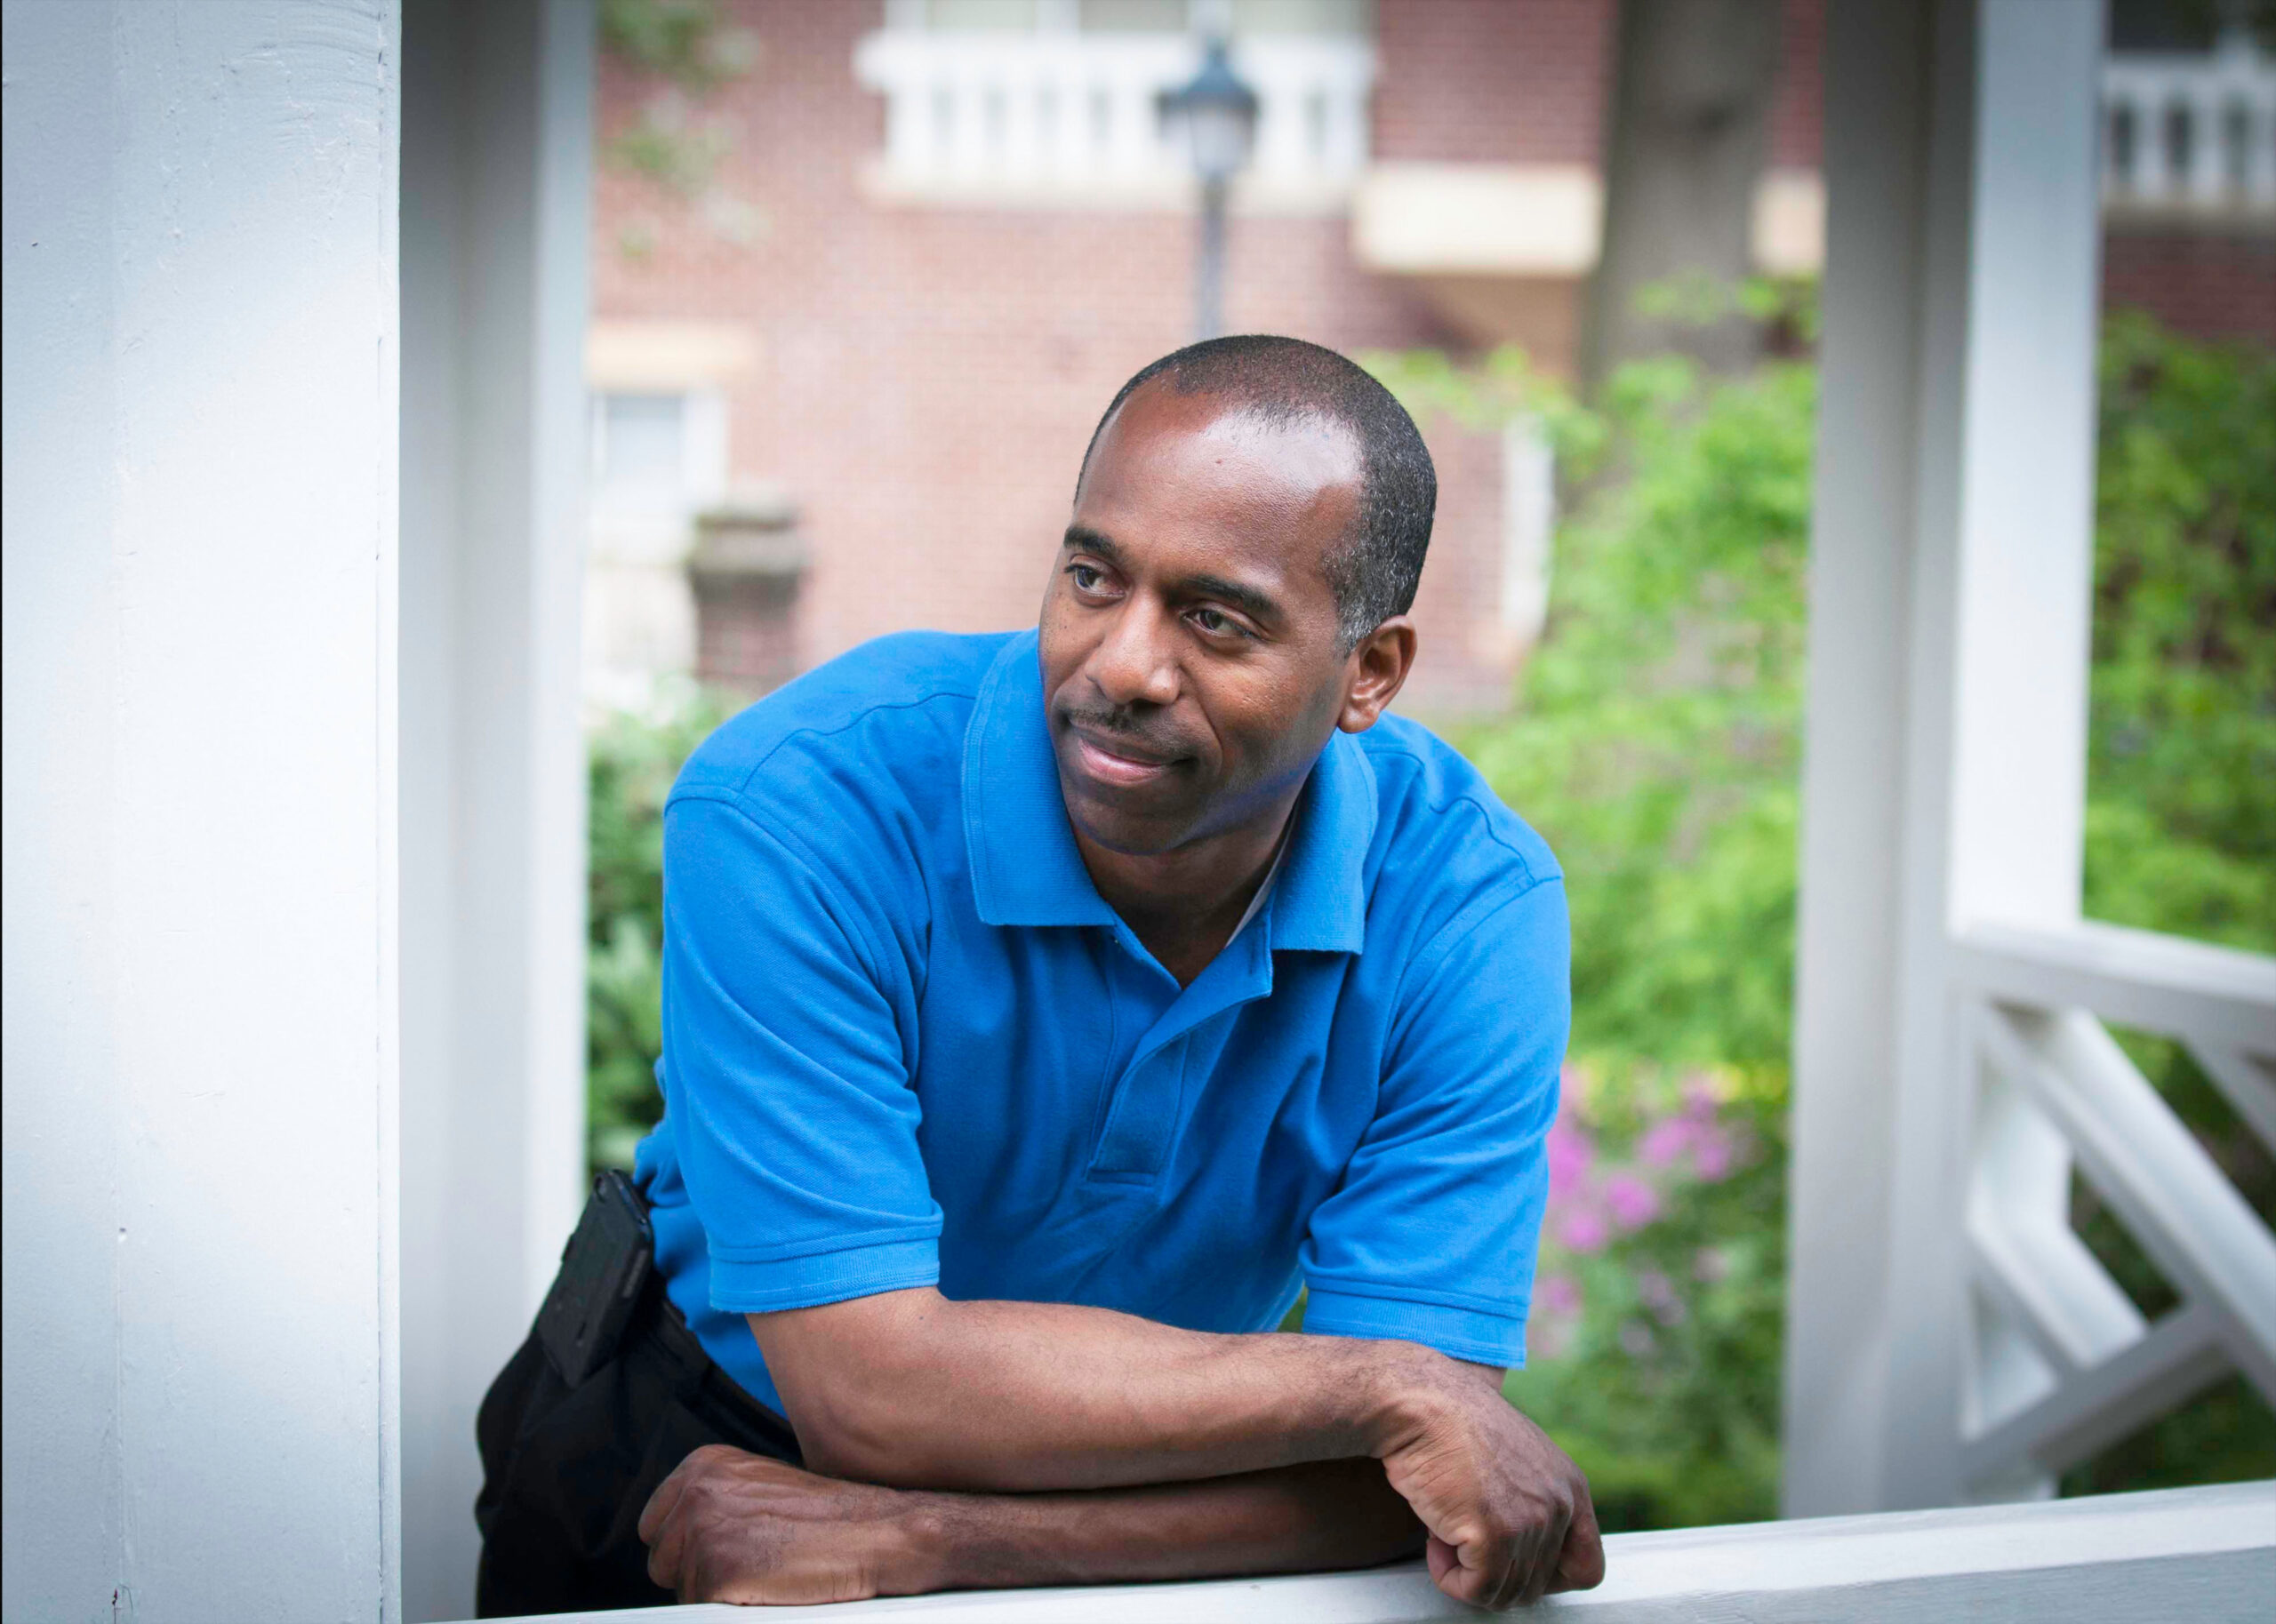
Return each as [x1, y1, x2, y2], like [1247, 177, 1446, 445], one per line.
[1059, 705, 1192, 760]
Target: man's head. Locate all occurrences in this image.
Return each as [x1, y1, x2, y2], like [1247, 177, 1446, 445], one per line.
[1039, 335, 1435, 858]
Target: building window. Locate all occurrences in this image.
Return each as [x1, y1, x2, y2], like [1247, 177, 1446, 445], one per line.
[589, 389, 730, 520]
[594, 392, 690, 511]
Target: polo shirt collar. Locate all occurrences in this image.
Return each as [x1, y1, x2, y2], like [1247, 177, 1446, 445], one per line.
[962, 629, 1375, 954]
[1268, 719, 1374, 954]
[963, 632, 1119, 928]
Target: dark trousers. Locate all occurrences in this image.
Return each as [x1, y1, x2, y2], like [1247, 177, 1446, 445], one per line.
[475, 1291, 803, 1617]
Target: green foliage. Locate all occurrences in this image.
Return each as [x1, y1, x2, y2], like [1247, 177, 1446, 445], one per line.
[601, 0, 759, 95]
[2083, 313, 2276, 952]
[587, 686, 731, 1172]
[1375, 350, 1815, 1529]
[598, 0, 765, 244]
[1519, 1063, 1791, 1531]
[606, 100, 733, 196]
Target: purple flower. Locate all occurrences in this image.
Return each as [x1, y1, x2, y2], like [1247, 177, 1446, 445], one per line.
[1546, 1116, 1595, 1197]
[1638, 1107, 1741, 1182]
[1635, 1266, 1687, 1325]
[1638, 1115, 1693, 1169]
[1558, 1207, 1609, 1254]
[1617, 1319, 1656, 1357]
[1689, 1123, 1736, 1181]
[1604, 1172, 1661, 1230]
[1536, 1272, 1582, 1317]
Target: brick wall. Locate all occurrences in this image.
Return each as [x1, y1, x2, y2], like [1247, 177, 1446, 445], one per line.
[1374, 0, 1612, 165]
[590, 0, 1835, 710]
[597, 0, 1521, 706]
[1371, 0, 1822, 170]
[2102, 228, 2276, 347]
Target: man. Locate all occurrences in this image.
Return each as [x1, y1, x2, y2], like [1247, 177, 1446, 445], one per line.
[477, 336, 1602, 1613]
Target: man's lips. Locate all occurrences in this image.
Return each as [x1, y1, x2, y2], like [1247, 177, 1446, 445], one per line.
[1066, 723, 1184, 788]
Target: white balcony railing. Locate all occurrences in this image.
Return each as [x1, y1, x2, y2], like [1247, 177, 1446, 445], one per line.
[2103, 34, 2276, 215]
[1951, 920, 2276, 1501]
[853, 30, 1374, 210]
[465, 1478, 2275, 1622]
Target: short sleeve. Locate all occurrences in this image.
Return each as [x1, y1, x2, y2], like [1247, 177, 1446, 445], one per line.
[1298, 876, 1569, 1368]
[659, 793, 942, 1313]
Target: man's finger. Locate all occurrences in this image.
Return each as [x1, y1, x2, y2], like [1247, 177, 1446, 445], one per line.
[1519, 1516, 1567, 1607]
[644, 1503, 684, 1594]
[642, 1483, 699, 1594]
[1425, 1531, 1505, 1611]
[1549, 1482, 1607, 1592]
[637, 1454, 697, 1548]
[1425, 1533, 1460, 1590]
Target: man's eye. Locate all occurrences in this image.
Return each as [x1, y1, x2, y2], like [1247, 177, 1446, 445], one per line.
[1190, 608, 1246, 638]
[1069, 564, 1105, 593]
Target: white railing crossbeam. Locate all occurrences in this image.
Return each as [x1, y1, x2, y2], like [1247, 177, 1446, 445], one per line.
[1989, 1005, 2276, 1375]
[1959, 1301, 2227, 1485]
[1968, 1073, 2144, 1371]
[2191, 1042, 2276, 1153]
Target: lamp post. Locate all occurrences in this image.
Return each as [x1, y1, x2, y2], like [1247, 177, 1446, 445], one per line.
[1159, 36, 1259, 341]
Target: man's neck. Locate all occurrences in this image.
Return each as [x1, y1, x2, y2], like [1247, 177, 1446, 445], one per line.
[1073, 788, 1302, 988]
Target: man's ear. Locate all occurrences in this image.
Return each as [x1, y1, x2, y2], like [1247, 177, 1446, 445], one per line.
[1337, 616, 1418, 733]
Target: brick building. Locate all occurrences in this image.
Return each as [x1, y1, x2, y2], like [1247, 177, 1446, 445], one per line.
[583, 0, 2272, 713]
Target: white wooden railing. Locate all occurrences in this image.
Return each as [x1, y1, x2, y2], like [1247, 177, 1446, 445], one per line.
[1951, 920, 2276, 1501]
[470, 1478, 2274, 1622]
[2104, 34, 2276, 213]
[852, 29, 1374, 208]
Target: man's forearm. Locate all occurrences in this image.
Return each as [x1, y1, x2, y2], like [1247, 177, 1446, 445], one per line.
[751, 1291, 1463, 1494]
[902, 1460, 1424, 1593]
[640, 1445, 1427, 1605]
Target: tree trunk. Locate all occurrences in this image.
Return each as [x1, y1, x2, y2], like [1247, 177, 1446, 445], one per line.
[1582, 0, 1783, 394]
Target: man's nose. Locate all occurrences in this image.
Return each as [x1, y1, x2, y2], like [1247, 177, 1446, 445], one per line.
[1087, 596, 1181, 709]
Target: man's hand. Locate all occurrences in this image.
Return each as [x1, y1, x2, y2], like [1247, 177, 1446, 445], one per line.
[640, 1445, 932, 1604]
[1372, 1357, 1605, 1610]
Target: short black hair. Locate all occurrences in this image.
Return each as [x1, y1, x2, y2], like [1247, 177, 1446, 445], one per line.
[1075, 335, 1436, 650]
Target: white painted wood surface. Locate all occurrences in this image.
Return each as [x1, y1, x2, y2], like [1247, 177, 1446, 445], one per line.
[467, 1480, 2276, 1624]
[2, 1, 403, 1618]
[2104, 31, 2276, 215]
[398, 1, 596, 1617]
[1791, 0, 2276, 1520]
[1783, 0, 2114, 1516]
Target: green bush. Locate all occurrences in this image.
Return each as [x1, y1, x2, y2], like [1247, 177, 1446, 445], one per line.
[587, 684, 729, 1172]
[1370, 350, 1815, 1530]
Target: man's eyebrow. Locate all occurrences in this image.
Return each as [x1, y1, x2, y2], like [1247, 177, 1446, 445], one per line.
[1181, 572, 1283, 624]
[1062, 524, 1125, 564]
[1062, 524, 1284, 625]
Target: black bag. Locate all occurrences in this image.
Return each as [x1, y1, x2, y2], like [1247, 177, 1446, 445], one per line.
[534, 1169, 654, 1388]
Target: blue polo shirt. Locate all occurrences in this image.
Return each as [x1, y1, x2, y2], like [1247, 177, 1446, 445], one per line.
[635, 628, 1569, 1417]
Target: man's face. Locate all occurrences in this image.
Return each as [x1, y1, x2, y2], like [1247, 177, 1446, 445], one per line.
[1038, 383, 1365, 857]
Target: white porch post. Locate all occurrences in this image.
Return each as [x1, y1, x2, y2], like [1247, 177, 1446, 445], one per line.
[1784, 0, 2107, 1514]
[398, 0, 595, 1617]
[3, 3, 403, 1620]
